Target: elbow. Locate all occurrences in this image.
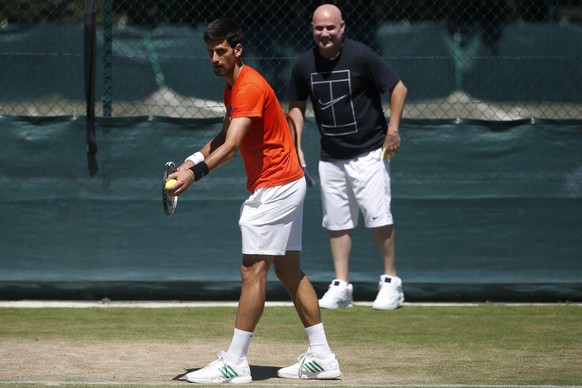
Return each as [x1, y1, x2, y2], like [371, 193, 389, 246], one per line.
[288, 100, 306, 114]
[397, 81, 408, 99]
[225, 144, 239, 161]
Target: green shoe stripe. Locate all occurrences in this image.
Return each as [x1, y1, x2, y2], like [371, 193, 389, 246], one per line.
[219, 367, 230, 379]
[227, 365, 239, 377]
[304, 361, 324, 373]
[219, 365, 239, 379]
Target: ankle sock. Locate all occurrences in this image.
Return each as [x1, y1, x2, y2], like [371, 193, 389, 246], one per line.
[226, 328, 253, 365]
[305, 322, 333, 359]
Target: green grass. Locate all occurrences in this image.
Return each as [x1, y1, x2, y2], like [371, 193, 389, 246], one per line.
[1, 304, 581, 386]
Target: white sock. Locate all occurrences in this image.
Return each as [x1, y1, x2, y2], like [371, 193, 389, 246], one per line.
[226, 328, 253, 365]
[305, 323, 333, 359]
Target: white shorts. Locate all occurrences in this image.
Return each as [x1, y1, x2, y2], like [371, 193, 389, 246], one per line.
[319, 148, 393, 231]
[239, 178, 306, 255]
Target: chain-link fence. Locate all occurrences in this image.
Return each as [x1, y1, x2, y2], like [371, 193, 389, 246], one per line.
[1, 0, 581, 120]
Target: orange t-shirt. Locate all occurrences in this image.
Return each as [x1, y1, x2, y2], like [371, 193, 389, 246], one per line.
[224, 66, 304, 192]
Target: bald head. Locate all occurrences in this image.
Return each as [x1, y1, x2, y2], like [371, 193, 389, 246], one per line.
[311, 4, 345, 59]
[313, 4, 343, 23]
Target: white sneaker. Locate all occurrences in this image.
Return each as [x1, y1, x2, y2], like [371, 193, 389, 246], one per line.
[185, 351, 252, 384]
[319, 279, 353, 309]
[372, 275, 404, 310]
[278, 351, 342, 380]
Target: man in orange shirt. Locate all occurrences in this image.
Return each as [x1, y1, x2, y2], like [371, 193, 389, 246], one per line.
[166, 18, 341, 384]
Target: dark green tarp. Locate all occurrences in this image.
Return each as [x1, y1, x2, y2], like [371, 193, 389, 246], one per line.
[1, 117, 581, 301]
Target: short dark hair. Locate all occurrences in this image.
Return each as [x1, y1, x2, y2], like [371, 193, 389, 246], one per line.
[204, 18, 243, 48]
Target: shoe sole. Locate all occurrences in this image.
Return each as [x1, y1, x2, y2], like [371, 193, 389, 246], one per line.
[319, 303, 353, 309]
[186, 376, 252, 384]
[372, 296, 404, 310]
[318, 300, 353, 309]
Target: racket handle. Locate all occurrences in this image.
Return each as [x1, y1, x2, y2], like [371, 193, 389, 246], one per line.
[303, 167, 316, 187]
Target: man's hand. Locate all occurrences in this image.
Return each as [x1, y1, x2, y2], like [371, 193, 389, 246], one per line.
[382, 131, 401, 158]
[165, 162, 196, 196]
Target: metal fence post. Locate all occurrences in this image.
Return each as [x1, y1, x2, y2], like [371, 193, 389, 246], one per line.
[103, 0, 113, 118]
[83, 0, 97, 155]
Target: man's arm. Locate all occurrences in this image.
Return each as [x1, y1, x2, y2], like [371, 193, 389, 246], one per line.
[168, 115, 251, 195]
[205, 116, 250, 171]
[383, 81, 407, 157]
[288, 100, 307, 167]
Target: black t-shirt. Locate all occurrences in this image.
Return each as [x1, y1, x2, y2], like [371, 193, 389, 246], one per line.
[288, 39, 400, 160]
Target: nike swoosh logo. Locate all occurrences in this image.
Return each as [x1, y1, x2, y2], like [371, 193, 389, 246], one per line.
[318, 94, 348, 110]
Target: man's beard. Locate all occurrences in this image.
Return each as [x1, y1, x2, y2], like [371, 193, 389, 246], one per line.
[213, 66, 224, 76]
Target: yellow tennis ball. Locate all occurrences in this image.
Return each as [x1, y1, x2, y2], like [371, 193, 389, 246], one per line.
[381, 147, 394, 159]
[165, 178, 177, 189]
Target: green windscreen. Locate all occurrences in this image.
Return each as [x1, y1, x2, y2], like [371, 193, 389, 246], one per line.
[1, 117, 580, 302]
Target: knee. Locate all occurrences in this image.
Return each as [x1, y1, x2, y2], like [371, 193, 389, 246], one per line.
[240, 261, 269, 284]
[274, 266, 304, 287]
[274, 266, 286, 282]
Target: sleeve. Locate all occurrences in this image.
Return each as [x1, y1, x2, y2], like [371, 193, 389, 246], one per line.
[230, 82, 264, 119]
[287, 60, 310, 101]
[364, 49, 401, 94]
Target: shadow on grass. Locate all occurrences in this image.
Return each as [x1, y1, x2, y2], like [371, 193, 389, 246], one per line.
[173, 365, 279, 382]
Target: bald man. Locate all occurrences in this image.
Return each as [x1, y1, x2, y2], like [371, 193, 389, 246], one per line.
[287, 4, 408, 310]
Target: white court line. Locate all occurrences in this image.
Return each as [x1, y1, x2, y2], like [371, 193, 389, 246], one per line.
[0, 382, 580, 387]
[0, 300, 579, 308]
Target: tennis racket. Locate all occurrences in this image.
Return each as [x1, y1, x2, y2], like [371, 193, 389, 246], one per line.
[162, 161, 178, 216]
[286, 114, 316, 187]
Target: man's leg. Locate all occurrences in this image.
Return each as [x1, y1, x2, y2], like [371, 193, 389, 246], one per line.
[328, 230, 351, 282]
[371, 224, 404, 310]
[185, 256, 268, 384]
[317, 230, 354, 309]
[371, 225, 396, 276]
[319, 159, 355, 283]
[224, 254, 273, 366]
[235, 254, 274, 331]
[275, 250, 342, 379]
[274, 250, 320, 327]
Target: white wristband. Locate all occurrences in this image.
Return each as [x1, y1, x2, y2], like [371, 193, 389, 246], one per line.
[186, 152, 204, 165]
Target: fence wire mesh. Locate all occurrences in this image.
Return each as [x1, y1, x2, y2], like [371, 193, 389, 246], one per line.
[1, 0, 581, 120]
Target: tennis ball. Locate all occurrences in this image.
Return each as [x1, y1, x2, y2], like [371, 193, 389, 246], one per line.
[381, 147, 394, 159]
[165, 178, 177, 189]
